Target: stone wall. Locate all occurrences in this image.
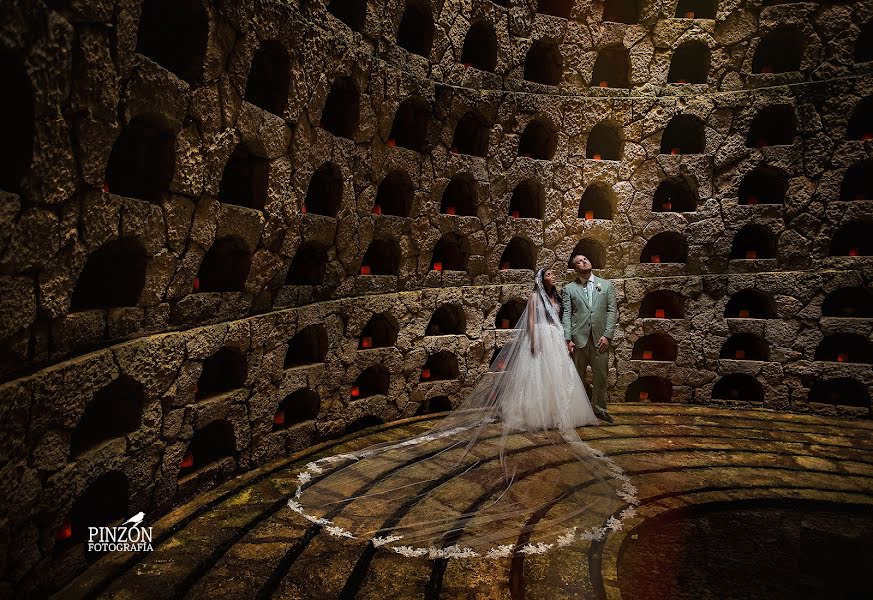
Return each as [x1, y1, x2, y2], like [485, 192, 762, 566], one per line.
[0, 0, 871, 594]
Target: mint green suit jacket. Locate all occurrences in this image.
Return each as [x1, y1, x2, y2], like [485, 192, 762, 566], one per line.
[561, 276, 617, 347]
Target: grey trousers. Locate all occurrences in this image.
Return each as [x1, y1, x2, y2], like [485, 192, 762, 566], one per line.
[573, 332, 609, 412]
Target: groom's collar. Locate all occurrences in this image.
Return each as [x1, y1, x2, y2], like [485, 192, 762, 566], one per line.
[576, 273, 595, 284]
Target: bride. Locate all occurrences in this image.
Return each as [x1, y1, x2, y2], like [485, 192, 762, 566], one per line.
[288, 268, 639, 559]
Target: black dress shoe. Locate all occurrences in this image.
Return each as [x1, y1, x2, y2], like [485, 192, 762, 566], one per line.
[596, 409, 614, 423]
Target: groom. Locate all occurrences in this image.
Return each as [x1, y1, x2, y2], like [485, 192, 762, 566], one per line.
[562, 254, 617, 423]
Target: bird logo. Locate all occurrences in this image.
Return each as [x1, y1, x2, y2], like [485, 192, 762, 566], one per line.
[120, 512, 146, 528]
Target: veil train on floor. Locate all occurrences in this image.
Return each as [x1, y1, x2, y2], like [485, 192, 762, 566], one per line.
[287, 270, 639, 559]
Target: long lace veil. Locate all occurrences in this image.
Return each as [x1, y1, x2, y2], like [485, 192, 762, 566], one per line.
[288, 270, 639, 558]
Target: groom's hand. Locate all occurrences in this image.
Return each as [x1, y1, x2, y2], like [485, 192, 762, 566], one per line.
[597, 336, 609, 353]
[566, 340, 575, 355]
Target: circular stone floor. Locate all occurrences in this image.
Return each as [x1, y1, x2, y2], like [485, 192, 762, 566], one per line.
[54, 404, 873, 600]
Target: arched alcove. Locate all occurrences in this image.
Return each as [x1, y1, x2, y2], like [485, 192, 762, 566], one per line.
[856, 21, 873, 63]
[632, 333, 678, 361]
[426, 303, 466, 335]
[626, 376, 673, 402]
[578, 182, 615, 220]
[720, 333, 769, 361]
[396, 0, 434, 58]
[304, 162, 343, 217]
[668, 41, 710, 84]
[524, 39, 563, 86]
[374, 170, 414, 216]
[712, 374, 764, 403]
[839, 160, 873, 201]
[286, 242, 329, 286]
[725, 289, 776, 319]
[602, 0, 640, 24]
[105, 115, 175, 203]
[496, 299, 526, 329]
[730, 224, 777, 260]
[344, 415, 384, 434]
[273, 388, 320, 430]
[538, 0, 573, 18]
[808, 378, 870, 409]
[440, 173, 477, 216]
[359, 312, 399, 349]
[847, 97, 873, 141]
[178, 420, 235, 478]
[416, 395, 453, 414]
[196, 347, 247, 399]
[587, 121, 623, 160]
[746, 105, 796, 148]
[652, 177, 697, 212]
[639, 290, 685, 319]
[451, 111, 490, 157]
[388, 97, 430, 152]
[54, 471, 128, 556]
[518, 116, 558, 160]
[420, 351, 459, 381]
[136, 0, 207, 85]
[829, 221, 872, 257]
[360, 238, 401, 275]
[431, 232, 470, 272]
[320, 77, 360, 140]
[590, 45, 630, 88]
[71, 376, 144, 457]
[509, 179, 545, 219]
[352, 365, 390, 398]
[640, 232, 688, 264]
[490, 346, 507, 370]
[0, 49, 33, 193]
[285, 324, 328, 368]
[217, 144, 269, 210]
[570, 238, 607, 269]
[675, 0, 716, 19]
[815, 334, 873, 364]
[753, 27, 803, 74]
[71, 238, 147, 311]
[739, 165, 788, 205]
[244, 40, 290, 116]
[660, 114, 705, 154]
[499, 237, 536, 270]
[328, 0, 367, 31]
[822, 286, 873, 318]
[461, 22, 497, 72]
[197, 236, 251, 292]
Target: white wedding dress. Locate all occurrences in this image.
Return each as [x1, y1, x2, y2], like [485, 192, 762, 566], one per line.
[288, 270, 639, 558]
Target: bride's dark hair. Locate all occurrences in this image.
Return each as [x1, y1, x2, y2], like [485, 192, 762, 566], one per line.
[534, 267, 563, 323]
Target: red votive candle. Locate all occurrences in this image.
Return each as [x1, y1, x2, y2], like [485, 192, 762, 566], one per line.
[421, 368, 431, 379]
[361, 336, 373, 348]
[351, 386, 360, 397]
[360, 265, 371, 275]
[745, 250, 758, 259]
[599, 81, 609, 88]
[585, 210, 595, 220]
[642, 350, 653, 360]
[592, 153, 602, 161]
[661, 201, 672, 211]
[181, 451, 194, 469]
[433, 261, 443, 271]
[837, 352, 849, 362]
[387, 138, 396, 147]
[501, 318, 511, 329]
[670, 148, 680, 155]
[372, 204, 382, 215]
[738, 309, 751, 318]
[651, 254, 661, 264]
[56, 517, 72, 541]
[655, 308, 666, 318]
[446, 206, 456, 215]
[639, 391, 649, 400]
[273, 410, 285, 426]
[511, 210, 520, 218]
[735, 350, 746, 359]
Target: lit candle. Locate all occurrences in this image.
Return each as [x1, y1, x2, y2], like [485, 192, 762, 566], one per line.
[642, 350, 653, 360]
[511, 210, 520, 218]
[273, 409, 285, 426]
[655, 308, 666, 318]
[360, 265, 371, 275]
[761, 66, 774, 74]
[661, 201, 672, 211]
[684, 11, 695, 18]
[421, 368, 431, 379]
[854, 193, 866, 200]
[387, 138, 397, 147]
[862, 132, 873, 141]
[735, 350, 746, 359]
[670, 147, 680, 155]
[599, 80, 609, 88]
[497, 360, 506, 370]
[361, 336, 373, 348]
[584, 210, 595, 220]
[463, 62, 472, 69]
[639, 391, 649, 400]
[301, 204, 307, 214]
[500, 261, 511, 270]
[351, 386, 360, 397]
[181, 450, 194, 469]
[55, 517, 72, 541]
[848, 248, 860, 257]
[746, 195, 758, 205]
[837, 352, 849, 362]
[446, 206, 456, 215]
[450, 147, 459, 154]
[745, 249, 757, 259]
[676, 79, 688, 84]
[651, 254, 661, 264]
[193, 277, 200, 292]
[372, 203, 382, 215]
[756, 138, 768, 149]
[738, 309, 751, 318]
[500, 318, 511, 329]
[433, 261, 443, 271]
[101, 182, 109, 193]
